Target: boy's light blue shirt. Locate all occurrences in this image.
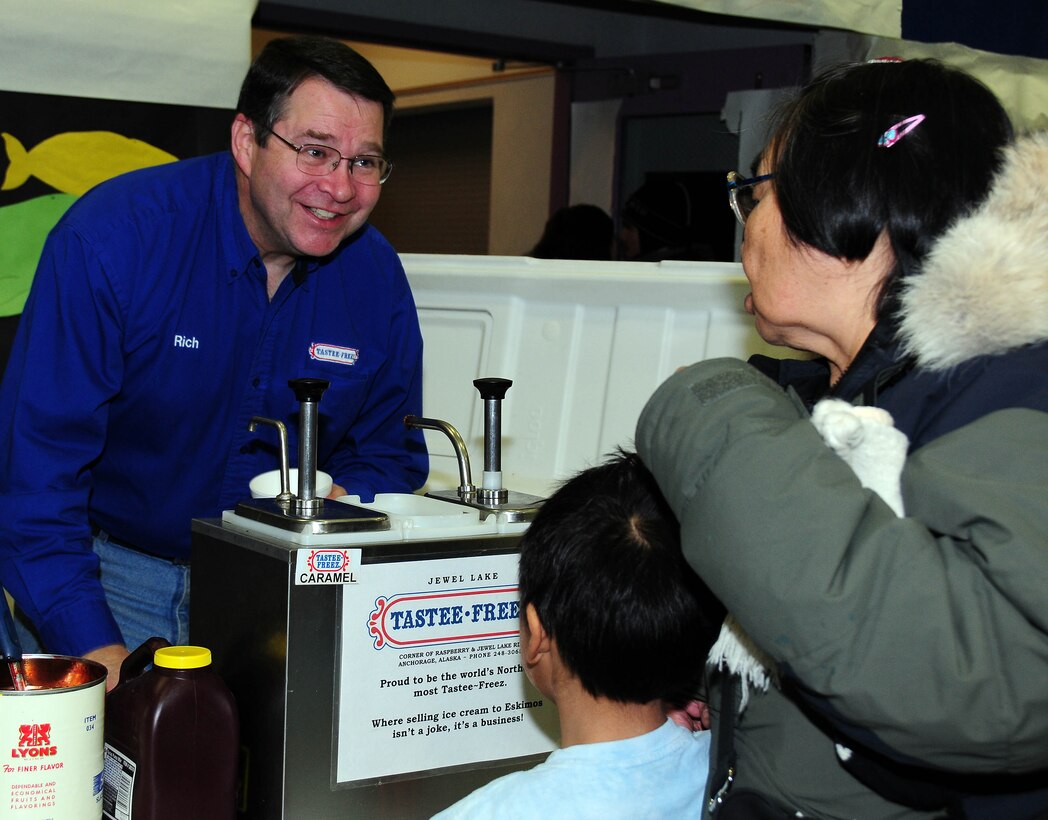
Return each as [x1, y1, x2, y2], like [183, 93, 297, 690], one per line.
[433, 719, 710, 819]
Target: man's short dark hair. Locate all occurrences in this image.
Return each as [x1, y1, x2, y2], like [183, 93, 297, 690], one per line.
[518, 449, 724, 705]
[236, 35, 395, 145]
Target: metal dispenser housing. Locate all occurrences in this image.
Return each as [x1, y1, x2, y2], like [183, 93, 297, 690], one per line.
[190, 376, 555, 819]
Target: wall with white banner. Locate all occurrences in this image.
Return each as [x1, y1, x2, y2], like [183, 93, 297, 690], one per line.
[0, 0, 256, 107]
[0, 0, 256, 366]
[655, 0, 901, 38]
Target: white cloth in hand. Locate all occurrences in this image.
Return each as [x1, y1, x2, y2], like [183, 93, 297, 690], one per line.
[707, 397, 910, 711]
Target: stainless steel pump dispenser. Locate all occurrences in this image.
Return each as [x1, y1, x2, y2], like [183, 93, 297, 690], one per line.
[234, 378, 389, 535]
[405, 378, 544, 523]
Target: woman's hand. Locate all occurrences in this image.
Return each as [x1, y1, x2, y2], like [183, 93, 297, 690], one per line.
[667, 699, 710, 731]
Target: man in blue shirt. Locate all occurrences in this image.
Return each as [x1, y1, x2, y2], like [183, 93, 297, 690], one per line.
[0, 37, 427, 687]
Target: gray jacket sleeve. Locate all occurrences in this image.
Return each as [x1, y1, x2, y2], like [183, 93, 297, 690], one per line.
[635, 357, 1048, 774]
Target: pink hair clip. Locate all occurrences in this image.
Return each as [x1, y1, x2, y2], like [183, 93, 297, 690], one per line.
[878, 114, 925, 148]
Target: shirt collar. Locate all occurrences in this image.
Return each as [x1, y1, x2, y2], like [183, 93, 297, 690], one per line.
[214, 152, 263, 283]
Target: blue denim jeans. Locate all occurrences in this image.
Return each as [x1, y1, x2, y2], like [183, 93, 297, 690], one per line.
[93, 532, 191, 652]
[15, 532, 190, 654]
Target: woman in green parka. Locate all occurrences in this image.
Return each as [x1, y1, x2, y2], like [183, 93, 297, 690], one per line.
[637, 59, 1048, 819]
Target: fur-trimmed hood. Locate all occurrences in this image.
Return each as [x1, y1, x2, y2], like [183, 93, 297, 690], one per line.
[898, 132, 1048, 370]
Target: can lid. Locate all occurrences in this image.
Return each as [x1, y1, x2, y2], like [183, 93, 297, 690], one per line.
[153, 645, 212, 669]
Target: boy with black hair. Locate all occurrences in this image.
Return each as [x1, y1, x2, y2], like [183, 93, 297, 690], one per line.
[434, 449, 723, 819]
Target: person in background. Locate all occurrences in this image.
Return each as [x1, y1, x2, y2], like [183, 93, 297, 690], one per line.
[618, 177, 713, 262]
[636, 59, 1048, 817]
[433, 449, 724, 819]
[528, 203, 614, 260]
[0, 36, 428, 688]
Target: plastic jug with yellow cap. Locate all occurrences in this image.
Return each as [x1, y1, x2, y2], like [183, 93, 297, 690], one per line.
[102, 638, 238, 820]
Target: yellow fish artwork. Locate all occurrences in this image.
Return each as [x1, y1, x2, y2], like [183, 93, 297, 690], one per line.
[2, 131, 178, 196]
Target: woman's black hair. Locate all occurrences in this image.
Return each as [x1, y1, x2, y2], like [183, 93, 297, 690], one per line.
[236, 36, 395, 146]
[769, 59, 1012, 320]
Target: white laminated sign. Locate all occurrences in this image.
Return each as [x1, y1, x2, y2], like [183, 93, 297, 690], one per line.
[335, 551, 558, 784]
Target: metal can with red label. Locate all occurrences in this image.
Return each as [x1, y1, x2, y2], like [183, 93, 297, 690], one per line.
[1, 654, 106, 819]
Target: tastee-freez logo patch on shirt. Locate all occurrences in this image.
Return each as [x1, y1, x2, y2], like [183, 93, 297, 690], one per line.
[310, 343, 359, 365]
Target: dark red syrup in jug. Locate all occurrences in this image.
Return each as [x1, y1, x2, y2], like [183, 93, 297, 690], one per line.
[102, 638, 238, 820]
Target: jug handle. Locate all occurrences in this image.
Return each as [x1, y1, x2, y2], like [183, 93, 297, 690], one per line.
[117, 636, 172, 688]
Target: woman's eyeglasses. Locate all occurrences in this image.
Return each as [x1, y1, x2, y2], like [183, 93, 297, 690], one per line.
[726, 171, 774, 226]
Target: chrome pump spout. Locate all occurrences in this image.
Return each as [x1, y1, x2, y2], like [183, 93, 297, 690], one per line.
[247, 416, 293, 505]
[403, 415, 476, 497]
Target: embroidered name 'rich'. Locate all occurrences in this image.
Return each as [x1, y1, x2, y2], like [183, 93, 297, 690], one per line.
[173, 334, 199, 349]
[310, 343, 358, 365]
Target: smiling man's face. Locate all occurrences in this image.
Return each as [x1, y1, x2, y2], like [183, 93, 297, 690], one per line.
[232, 75, 386, 268]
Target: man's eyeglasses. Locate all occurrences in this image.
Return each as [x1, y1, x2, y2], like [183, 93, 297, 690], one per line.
[266, 129, 393, 185]
[726, 171, 774, 226]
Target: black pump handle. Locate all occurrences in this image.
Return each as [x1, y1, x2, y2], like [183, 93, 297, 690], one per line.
[289, 378, 330, 403]
[473, 377, 512, 401]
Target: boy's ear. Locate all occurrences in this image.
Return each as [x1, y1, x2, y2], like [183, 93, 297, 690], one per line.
[522, 602, 551, 666]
